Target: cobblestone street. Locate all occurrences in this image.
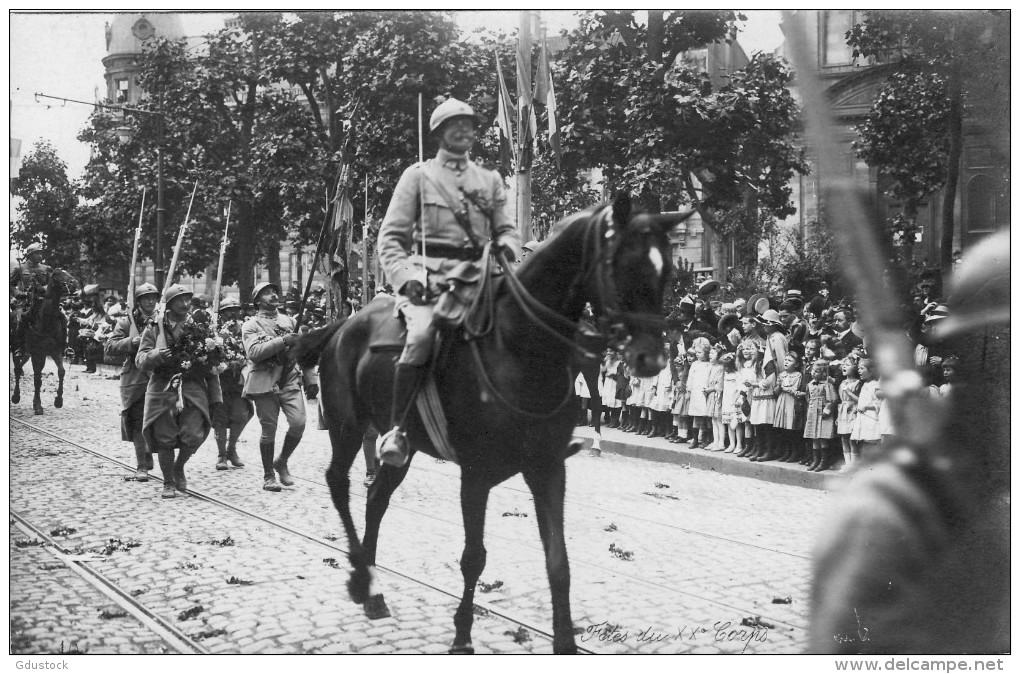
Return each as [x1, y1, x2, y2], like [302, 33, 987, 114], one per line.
[10, 365, 831, 655]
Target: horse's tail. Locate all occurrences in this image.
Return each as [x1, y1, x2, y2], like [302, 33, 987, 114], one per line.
[293, 319, 347, 369]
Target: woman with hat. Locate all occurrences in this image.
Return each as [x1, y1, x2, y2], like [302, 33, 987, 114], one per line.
[747, 309, 788, 461]
[105, 282, 161, 481]
[136, 284, 224, 498]
[375, 97, 521, 468]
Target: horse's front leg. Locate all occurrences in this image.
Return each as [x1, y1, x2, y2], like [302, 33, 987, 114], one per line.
[32, 353, 45, 415]
[12, 353, 25, 404]
[53, 353, 65, 408]
[450, 475, 490, 654]
[524, 460, 577, 654]
[325, 423, 371, 602]
[359, 450, 414, 620]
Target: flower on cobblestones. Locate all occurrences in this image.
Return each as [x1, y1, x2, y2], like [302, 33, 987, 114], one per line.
[177, 605, 204, 621]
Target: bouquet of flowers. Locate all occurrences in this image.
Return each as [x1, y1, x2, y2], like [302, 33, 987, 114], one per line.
[218, 320, 248, 373]
[158, 319, 228, 379]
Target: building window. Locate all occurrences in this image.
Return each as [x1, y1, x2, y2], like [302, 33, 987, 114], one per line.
[822, 10, 854, 66]
[965, 174, 996, 233]
[115, 78, 130, 104]
[682, 48, 708, 73]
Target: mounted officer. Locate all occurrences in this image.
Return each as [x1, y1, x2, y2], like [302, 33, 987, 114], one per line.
[10, 243, 53, 345]
[241, 281, 318, 492]
[375, 97, 521, 468]
[105, 283, 161, 481]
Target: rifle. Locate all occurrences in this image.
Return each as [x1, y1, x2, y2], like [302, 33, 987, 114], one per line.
[126, 188, 146, 314]
[781, 13, 933, 445]
[154, 180, 199, 324]
[210, 200, 232, 329]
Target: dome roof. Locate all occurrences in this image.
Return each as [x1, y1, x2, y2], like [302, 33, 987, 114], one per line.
[105, 13, 186, 55]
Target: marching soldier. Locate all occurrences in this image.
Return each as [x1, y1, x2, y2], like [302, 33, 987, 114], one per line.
[136, 284, 223, 499]
[105, 283, 161, 481]
[241, 282, 317, 492]
[375, 97, 521, 467]
[212, 297, 252, 471]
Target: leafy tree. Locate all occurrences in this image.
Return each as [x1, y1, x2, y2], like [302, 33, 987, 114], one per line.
[847, 9, 1010, 276]
[10, 141, 85, 276]
[557, 10, 807, 284]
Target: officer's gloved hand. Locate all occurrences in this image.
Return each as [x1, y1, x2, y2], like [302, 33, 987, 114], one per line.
[402, 280, 427, 306]
[493, 242, 516, 263]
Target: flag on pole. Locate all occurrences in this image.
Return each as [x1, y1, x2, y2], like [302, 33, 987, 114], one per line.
[533, 38, 561, 169]
[495, 51, 517, 172]
[516, 29, 537, 169]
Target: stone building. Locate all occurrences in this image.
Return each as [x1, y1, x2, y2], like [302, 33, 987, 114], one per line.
[777, 10, 1008, 269]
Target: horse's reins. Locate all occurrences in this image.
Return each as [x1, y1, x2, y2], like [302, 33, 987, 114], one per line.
[459, 206, 662, 420]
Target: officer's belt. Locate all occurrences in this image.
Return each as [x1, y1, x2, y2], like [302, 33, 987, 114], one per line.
[424, 245, 483, 262]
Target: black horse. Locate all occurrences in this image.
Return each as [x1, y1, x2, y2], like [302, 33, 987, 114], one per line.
[315, 198, 693, 653]
[11, 268, 79, 415]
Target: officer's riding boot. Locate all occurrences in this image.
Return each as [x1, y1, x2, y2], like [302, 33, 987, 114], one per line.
[261, 440, 281, 491]
[132, 437, 150, 482]
[214, 426, 229, 471]
[226, 423, 245, 467]
[378, 363, 427, 468]
[158, 449, 177, 499]
[274, 434, 301, 486]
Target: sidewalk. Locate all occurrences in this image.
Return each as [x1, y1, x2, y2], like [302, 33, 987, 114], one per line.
[572, 425, 836, 491]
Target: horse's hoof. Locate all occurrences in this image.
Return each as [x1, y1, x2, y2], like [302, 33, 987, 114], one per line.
[54, 398, 63, 409]
[553, 643, 578, 655]
[34, 408, 44, 416]
[364, 594, 391, 620]
[449, 644, 475, 655]
[11, 393, 20, 404]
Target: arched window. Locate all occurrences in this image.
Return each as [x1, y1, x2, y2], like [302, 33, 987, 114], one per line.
[966, 174, 996, 233]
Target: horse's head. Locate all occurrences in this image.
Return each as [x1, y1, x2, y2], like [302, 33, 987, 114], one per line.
[49, 269, 80, 298]
[585, 195, 696, 377]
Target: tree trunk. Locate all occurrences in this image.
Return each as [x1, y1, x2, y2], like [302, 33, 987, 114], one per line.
[267, 238, 282, 290]
[712, 234, 729, 285]
[941, 63, 963, 277]
[647, 11, 664, 63]
[235, 203, 256, 304]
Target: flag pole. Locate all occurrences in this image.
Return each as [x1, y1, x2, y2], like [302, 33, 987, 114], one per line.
[418, 92, 427, 272]
[516, 10, 534, 243]
[363, 174, 369, 306]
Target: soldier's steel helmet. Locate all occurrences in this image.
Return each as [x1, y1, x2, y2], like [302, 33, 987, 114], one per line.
[134, 283, 160, 300]
[219, 297, 241, 311]
[163, 284, 193, 305]
[429, 98, 484, 133]
[25, 243, 45, 255]
[251, 281, 281, 303]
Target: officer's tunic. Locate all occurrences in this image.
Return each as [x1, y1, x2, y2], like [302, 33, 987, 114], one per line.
[105, 309, 153, 441]
[377, 148, 521, 364]
[241, 310, 313, 438]
[136, 315, 223, 452]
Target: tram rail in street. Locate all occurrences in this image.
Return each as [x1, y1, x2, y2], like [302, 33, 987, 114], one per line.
[12, 416, 596, 654]
[11, 510, 210, 655]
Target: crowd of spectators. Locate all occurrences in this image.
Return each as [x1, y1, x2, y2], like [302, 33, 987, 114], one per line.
[576, 272, 958, 473]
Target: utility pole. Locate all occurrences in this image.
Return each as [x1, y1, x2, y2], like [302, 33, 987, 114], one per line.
[516, 10, 533, 243]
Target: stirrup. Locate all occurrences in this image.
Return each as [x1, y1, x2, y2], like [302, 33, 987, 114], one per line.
[378, 428, 410, 468]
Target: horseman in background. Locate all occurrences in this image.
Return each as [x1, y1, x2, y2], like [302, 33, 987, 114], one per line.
[10, 242, 52, 353]
[375, 97, 521, 469]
